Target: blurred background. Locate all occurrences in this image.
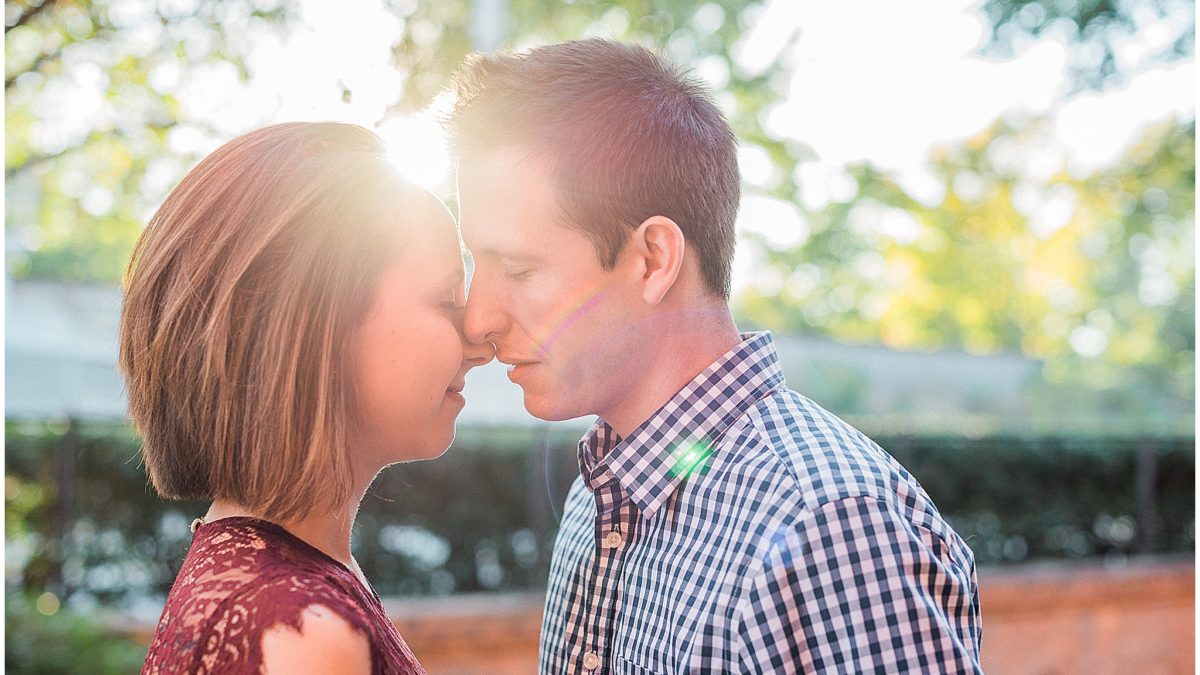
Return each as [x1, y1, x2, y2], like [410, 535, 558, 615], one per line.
[4, 0, 1194, 672]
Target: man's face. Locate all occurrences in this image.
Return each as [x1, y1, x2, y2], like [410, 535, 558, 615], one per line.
[458, 147, 639, 421]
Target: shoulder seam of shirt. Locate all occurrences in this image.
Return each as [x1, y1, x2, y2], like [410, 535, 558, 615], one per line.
[729, 492, 965, 638]
[740, 391, 919, 510]
[741, 410, 963, 554]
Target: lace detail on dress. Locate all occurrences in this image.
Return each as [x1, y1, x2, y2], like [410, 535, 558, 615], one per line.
[143, 517, 424, 675]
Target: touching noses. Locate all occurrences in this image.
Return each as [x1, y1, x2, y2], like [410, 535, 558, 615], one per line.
[462, 279, 507, 348]
[462, 334, 495, 367]
[456, 306, 495, 368]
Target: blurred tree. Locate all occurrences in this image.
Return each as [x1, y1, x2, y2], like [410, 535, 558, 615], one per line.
[734, 115, 1195, 413]
[5, 0, 292, 281]
[981, 0, 1194, 89]
[7, 0, 798, 283]
[6, 591, 147, 673]
[6, 0, 1193, 418]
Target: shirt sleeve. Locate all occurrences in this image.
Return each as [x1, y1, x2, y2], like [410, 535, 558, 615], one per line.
[732, 495, 983, 674]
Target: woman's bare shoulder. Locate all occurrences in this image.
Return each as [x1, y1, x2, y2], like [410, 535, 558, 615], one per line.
[261, 603, 372, 675]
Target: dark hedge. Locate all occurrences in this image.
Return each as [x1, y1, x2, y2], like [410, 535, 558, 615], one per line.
[4, 421, 1193, 610]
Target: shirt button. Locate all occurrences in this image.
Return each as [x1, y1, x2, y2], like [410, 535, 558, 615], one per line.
[603, 531, 623, 549]
[582, 651, 601, 670]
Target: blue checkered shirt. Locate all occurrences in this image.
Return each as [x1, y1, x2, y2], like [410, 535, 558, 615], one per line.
[539, 332, 982, 674]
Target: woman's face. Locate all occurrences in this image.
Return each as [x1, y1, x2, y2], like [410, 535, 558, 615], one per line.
[352, 190, 493, 468]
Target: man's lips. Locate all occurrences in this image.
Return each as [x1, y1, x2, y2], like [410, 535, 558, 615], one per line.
[500, 358, 539, 384]
[498, 355, 539, 368]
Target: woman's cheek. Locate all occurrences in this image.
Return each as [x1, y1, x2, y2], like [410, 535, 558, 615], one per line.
[444, 318, 467, 368]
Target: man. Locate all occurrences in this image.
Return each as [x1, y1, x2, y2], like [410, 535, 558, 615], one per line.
[447, 38, 982, 674]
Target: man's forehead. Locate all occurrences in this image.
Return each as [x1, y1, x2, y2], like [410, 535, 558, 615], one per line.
[457, 207, 550, 262]
[459, 144, 548, 175]
[456, 149, 570, 258]
[457, 146, 555, 202]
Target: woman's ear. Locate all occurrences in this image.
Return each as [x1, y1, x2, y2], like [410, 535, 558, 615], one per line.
[628, 215, 685, 305]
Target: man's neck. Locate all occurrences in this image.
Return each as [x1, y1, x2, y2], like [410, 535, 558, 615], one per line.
[600, 307, 741, 438]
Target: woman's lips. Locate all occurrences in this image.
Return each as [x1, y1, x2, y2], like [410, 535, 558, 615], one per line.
[445, 380, 466, 403]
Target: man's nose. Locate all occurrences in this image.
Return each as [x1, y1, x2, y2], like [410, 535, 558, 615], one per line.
[463, 282, 507, 347]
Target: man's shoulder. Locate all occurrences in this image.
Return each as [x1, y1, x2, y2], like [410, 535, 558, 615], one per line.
[722, 387, 939, 524]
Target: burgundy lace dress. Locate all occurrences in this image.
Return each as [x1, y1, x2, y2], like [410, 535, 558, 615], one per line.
[142, 516, 425, 674]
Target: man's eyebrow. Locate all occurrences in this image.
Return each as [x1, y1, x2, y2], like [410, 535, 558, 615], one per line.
[469, 246, 542, 263]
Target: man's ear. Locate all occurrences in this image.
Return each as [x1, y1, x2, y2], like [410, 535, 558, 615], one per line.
[628, 215, 685, 305]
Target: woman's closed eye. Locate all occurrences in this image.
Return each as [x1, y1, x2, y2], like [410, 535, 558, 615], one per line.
[438, 286, 466, 313]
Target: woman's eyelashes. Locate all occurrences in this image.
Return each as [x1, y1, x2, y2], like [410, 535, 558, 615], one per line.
[439, 287, 466, 313]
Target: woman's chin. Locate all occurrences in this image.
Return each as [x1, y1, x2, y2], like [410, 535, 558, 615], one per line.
[373, 415, 462, 465]
[413, 427, 458, 462]
[425, 434, 455, 461]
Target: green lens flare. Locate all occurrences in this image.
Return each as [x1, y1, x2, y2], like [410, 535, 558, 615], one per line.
[668, 437, 714, 481]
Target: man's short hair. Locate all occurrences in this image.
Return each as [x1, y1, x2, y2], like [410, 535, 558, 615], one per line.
[119, 122, 410, 522]
[444, 38, 740, 298]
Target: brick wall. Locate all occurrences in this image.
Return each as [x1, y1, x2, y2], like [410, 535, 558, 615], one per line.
[387, 558, 1194, 674]
[977, 558, 1194, 675]
[385, 593, 543, 675]
[123, 558, 1194, 673]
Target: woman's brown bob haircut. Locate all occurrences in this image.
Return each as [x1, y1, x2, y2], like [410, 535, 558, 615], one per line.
[119, 122, 414, 522]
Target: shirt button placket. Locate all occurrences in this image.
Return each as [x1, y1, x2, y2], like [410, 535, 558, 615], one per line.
[582, 651, 601, 671]
[603, 530, 623, 549]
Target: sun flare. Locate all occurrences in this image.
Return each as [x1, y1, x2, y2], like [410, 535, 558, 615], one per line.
[376, 114, 452, 193]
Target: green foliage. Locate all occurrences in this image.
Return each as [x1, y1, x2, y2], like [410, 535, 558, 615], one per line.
[980, 0, 1194, 89]
[388, 0, 780, 103]
[5, 420, 192, 605]
[890, 434, 1194, 562]
[3, 420, 581, 603]
[734, 116, 1195, 413]
[5, 592, 147, 674]
[5, 421, 1194, 613]
[6, 0, 797, 284]
[7, 2, 1193, 424]
[5, 0, 293, 281]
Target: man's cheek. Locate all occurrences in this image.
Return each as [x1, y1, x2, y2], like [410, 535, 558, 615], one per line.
[518, 290, 563, 332]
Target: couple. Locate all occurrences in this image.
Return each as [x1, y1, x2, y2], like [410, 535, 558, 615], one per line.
[126, 39, 982, 674]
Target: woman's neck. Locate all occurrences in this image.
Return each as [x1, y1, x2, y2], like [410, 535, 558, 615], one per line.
[204, 495, 364, 582]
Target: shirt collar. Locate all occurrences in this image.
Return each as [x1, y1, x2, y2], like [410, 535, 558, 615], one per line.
[577, 331, 785, 518]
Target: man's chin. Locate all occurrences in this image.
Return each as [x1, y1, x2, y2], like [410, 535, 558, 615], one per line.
[521, 390, 590, 423]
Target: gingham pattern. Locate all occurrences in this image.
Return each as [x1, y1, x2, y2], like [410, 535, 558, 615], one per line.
[540, 332, 982, 674]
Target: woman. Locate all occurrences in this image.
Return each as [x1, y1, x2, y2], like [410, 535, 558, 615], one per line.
[120, 122, 493, 674]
